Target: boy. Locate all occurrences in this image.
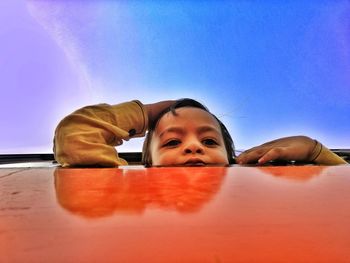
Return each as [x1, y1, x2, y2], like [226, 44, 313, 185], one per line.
[54, 99, 347, 167]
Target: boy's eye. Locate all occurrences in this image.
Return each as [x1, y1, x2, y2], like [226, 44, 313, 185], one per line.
[163, 139, 181, 147]
[202, 138, 219, 146]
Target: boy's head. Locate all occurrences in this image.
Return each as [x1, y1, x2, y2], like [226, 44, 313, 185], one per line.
[142, 99, 235, 167]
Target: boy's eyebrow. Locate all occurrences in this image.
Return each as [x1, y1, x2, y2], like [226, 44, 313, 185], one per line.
[159, 125, 221, 138]
[159, 127, 185, 138]
[196, 125, 221, 135]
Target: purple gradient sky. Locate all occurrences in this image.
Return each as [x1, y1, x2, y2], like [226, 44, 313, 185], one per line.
[1, 0, 349, 153]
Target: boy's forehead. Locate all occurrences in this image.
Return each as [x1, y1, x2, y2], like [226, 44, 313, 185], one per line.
[156, 107, 220, 128]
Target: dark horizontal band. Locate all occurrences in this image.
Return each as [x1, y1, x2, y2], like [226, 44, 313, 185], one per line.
[0, 152, 143, 165]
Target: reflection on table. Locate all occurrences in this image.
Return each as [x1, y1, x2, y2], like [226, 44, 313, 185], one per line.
[54, 167, 227, 218]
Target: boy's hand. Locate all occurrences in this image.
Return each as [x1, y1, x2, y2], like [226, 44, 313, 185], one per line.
[236, 136, 317, 165]
[144, 100, 175, 125]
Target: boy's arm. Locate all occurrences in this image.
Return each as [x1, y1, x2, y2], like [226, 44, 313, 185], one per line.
[236, 136, 347, 165]
[54, 100, 175, 167]
[54, 101, 147, 167]
[310, 141, 348, 165]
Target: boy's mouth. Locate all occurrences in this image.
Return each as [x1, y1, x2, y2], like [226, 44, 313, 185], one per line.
[184, 159, 206, 166]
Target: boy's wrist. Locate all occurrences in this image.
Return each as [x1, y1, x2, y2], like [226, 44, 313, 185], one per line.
[308, 140, 323, 162]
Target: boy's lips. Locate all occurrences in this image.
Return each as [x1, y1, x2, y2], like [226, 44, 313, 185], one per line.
[184, 158, 206, 166]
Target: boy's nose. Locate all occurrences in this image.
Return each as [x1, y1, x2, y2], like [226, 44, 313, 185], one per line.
[183, 141, 204, 154]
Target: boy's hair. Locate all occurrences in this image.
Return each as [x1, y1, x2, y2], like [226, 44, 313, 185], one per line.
[142, 98, 236, 167]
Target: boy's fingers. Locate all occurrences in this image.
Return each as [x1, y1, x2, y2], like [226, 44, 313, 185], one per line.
[258, 147, 287, 164]
[237, 147, 269, 164]
[238, 147, 289, 165]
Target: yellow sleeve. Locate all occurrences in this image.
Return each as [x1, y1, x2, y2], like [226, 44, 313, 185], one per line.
[53, 101, 148, 167]
[310, 141, 348, 165]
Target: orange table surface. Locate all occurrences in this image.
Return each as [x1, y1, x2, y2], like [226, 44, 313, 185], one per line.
[1, 165, 350, 263]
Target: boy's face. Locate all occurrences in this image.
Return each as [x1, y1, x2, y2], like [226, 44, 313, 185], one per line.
[150, 107, 229, 166]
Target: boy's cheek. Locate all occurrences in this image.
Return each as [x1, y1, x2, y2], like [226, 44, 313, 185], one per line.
[212, 153, 230, 164]
[156, 153, 177, 166]
[151, 151, 173, 166]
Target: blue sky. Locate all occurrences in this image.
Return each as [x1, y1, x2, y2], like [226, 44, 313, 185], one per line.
[1, 0, 349, 153]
